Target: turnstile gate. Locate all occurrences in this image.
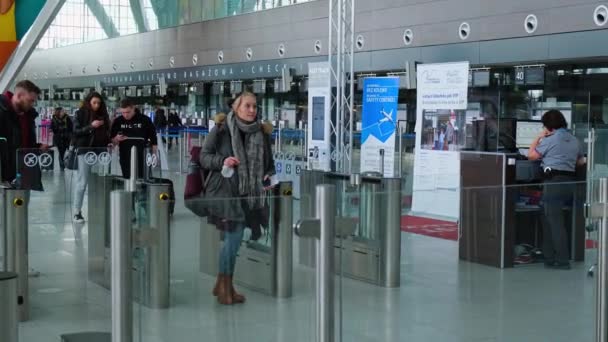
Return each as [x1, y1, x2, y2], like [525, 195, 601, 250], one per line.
[87, 172, 172, 308]
[299, 170, 403, 288]
[199, 182, 294, 298]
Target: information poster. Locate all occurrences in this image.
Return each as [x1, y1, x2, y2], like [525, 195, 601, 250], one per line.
[307, 62, 331, 171]
[360, 77, 399, 177]
[412, 62, 469, 220]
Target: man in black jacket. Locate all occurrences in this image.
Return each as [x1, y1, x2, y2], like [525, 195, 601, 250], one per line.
[0, 80, 42, 184]
[111, 98, 158, 178]
[167, 111, 182, 150]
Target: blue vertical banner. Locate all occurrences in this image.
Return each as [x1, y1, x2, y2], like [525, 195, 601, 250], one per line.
[361, 77, 400, 177]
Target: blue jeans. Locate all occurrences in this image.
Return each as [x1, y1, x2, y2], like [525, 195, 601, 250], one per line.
[219, 224, 244, 275]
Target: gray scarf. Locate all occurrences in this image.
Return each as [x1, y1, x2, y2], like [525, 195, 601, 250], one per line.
[226, 112, 266, 208]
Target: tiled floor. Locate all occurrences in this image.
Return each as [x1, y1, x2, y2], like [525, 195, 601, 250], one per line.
[12, 151, 598, 341]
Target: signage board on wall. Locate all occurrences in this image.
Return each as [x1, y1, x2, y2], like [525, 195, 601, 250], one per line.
[307, 62, 331, 171]
[360, 77, 399, 177]
[514, 66, 545, 86]
[412, 61, 469, 220]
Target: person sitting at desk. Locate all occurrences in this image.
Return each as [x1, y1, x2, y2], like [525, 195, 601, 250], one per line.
[528, 109, 585, 270]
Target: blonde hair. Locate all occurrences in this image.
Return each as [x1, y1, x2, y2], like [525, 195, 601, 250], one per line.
[231, 91, 257, 113]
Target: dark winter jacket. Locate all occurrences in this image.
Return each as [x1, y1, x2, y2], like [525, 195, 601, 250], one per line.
[51, 115, 73, 147]
[168, 113, 182, 128]
[199, 113, 275, 227]
[0, 92, 38, 182]
[72, 108, 111, 154]
[154, 112, 167, 130]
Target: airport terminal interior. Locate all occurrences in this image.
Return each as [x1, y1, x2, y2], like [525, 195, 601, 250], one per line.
[2, 0, 608, 341]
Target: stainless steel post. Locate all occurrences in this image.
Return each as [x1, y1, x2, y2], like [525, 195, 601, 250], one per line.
[273, 182, 293, 298]
[5, 189, 29, 321]
[179, 131, 183, 174]
[0, 272, 18, 342]
[304, 123, 309, 169]
[126, 146, 138, 192]
[298, 170, 316, 267]
[316, 184, 336, 342]
[587, 129, 596, 219]
[379, 178, 401, 288]
[398, 123, 404, 177]
[111, 190, 133, 342]
[597, 178, 608, 342]
[87, 172, 113, 289]
[277, 122, 282, 154]
[0, 0, 67, 92]
[359, 175, 381, 239]
[144, 184, 171, 308]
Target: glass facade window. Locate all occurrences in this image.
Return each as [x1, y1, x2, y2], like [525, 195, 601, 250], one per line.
[38, 0, 107, 49]
[36, 0, 318, 50]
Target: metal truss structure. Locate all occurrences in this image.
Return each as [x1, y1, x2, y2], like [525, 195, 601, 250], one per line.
[328, 0, 355, 173]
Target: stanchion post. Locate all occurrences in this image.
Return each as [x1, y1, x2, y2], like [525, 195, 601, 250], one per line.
[5, 189, 29, 321]
[111, 190, 133, 342]
[296, 184, 356, 342]
[273, 182, 293, 298]
[379, 178, 401, 288]
[145, 184, 171, 308]
[0, 272, 18, 342]
[126, 146, 138, 192]
[316, 184, 336, 342]
[597, 178, 608, 342]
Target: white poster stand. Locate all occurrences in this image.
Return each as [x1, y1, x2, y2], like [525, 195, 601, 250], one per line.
[411, 62, 470, 220]
[307, 62, 332, 171]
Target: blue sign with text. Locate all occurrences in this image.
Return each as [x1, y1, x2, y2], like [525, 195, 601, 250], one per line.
[361, 77, 399, 144]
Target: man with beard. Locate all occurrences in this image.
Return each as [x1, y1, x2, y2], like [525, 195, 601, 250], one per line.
[0, 80, 42, 184]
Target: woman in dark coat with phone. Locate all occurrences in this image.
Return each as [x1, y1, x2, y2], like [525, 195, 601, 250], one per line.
[200, 91, 275, 305]
[72, 92, 111, 223]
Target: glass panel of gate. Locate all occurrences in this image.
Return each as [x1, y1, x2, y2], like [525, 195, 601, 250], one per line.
[335, 176, 404, 340]
[11, 147, 121, 339]
[133, 184, 316, 341]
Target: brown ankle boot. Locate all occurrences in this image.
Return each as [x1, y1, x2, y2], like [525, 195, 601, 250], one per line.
[212, 274, 222, 296]
[228, 275, 246, 304]
[217, 275, 233, 305]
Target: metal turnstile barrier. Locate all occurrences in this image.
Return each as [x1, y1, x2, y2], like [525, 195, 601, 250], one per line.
[137, 184, 171, 308]
[61, 191, 134, 342]
[298, 170, 402, 287]
[0, 271, 18, 342]
[1, 189, 30, 321]
[199, 182, 294, 298]
[587, 178, 608, 342]
[295, 184, 356, 342]
[86, 147, 172, 309]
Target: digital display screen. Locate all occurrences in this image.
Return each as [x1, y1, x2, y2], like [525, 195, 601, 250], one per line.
[525, 67, 545, 85]
[473, 70, 490, 87]
[516, 121, 544, 148]
[312, 96, 325, 141]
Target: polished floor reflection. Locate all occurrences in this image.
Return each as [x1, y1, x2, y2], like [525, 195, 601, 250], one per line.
[19, 156, 596, 342]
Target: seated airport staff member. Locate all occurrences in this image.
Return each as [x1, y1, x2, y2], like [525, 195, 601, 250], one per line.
[0, 80, 42, 184]
[528, 110, 585, 270]
[110, 99, 157, 179]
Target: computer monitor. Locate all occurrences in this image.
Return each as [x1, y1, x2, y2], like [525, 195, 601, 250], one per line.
[472, 118, 517, 152]
[516, 121, 544, 148]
